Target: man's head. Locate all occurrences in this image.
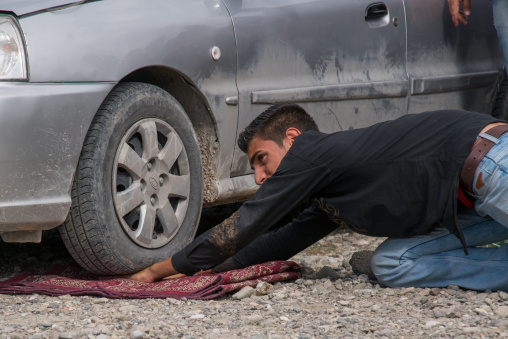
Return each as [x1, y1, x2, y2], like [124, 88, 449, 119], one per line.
[238, 103, 319, 185]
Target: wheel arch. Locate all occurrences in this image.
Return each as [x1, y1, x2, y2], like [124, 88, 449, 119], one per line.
[118, 66, 221, 204]
[119, 66, 218, 139]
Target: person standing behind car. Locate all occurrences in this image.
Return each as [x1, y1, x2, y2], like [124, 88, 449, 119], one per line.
[448, 0, 508, 67]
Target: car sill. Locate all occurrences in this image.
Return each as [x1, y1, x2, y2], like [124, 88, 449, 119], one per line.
[205, 175, 259, 207]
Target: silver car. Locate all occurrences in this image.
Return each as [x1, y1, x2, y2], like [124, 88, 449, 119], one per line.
[0, 0, 505, 274]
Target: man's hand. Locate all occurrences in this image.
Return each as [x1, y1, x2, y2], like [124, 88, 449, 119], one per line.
[448, 0, 471, 26]
[124, 256, 179, 283]
[125, 267, 160, 283]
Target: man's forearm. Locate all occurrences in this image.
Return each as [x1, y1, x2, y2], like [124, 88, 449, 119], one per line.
[215, 206, 338, 272]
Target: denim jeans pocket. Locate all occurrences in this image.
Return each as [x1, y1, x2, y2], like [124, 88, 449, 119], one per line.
[473, 158, 498, 200]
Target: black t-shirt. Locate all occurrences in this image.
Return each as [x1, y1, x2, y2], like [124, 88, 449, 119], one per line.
[172, 110, 500, 274]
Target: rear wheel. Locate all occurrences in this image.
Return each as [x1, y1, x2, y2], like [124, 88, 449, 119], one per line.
[59, 82, 203, 275]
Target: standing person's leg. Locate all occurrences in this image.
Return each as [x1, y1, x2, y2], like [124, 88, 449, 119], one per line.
[492, 0, 508, 68]
[371, 207, 508, 291]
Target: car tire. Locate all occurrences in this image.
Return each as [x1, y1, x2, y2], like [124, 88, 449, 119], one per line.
[492, 71, 508, 120]
[59, 82, 203, 275]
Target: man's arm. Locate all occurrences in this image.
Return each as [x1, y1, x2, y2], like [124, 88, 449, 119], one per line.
[171, 151, 332, 275]
[128, 207, 336, 281]
[448, 0, 471, 26]
[212, 205, 339, 272]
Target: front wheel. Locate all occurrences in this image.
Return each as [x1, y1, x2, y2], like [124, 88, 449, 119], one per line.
[59, 82, 203, 275]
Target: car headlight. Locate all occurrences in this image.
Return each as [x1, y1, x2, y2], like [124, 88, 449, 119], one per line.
[0, 15, 27, 80]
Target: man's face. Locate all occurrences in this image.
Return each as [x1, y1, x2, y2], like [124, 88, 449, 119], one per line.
[247, 137, 289, 185]
[247, 128, 301, 185]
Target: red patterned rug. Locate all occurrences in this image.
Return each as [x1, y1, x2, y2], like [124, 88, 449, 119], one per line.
[0, 261, 301, 300]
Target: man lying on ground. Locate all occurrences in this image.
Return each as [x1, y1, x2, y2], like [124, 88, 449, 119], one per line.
[129, 103, 508, 292]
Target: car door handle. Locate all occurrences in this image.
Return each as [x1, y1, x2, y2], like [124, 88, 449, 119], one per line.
[365, 3, 388, 20]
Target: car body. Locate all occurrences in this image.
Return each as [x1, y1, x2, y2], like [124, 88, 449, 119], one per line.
[0, 0, 504, 273]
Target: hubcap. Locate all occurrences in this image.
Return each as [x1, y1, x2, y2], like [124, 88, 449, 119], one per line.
[112, 118, 190, 248]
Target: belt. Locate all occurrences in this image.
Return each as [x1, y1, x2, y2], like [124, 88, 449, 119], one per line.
[460, 124, 508, 195]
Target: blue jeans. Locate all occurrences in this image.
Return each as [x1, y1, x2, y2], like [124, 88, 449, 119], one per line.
[372, 132, 508, 291]
[474, 132, 508, 224]
[493, 0, 508, 68]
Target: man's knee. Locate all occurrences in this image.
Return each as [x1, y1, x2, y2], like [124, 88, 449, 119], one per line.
[371, 243, 412, 287]
[371, 247, 394, 284]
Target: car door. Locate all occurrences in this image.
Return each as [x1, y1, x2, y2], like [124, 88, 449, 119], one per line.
[222, 0, 408, 176]
[405, 0, 504, 114]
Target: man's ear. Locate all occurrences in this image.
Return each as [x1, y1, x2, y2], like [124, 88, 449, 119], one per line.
[284, 128, 301, 147]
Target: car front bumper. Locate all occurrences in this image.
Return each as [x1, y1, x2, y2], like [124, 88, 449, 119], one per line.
[0, 82, 114, 232]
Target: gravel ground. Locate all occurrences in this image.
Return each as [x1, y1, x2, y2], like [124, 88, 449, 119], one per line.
[2, 213, 508, 338]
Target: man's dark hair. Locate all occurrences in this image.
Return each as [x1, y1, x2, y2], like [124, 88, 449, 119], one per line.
[237, 103, 319, 153]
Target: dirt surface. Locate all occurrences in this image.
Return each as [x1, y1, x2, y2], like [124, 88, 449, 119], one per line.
[2, 209, 508, 338]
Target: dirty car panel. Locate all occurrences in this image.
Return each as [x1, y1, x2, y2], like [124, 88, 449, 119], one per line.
[222, 0, 409, 175]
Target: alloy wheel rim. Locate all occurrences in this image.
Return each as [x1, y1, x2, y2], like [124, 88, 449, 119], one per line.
[112, 118, 190, 248]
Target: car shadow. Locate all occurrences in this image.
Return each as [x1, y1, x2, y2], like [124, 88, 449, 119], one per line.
[0, 202, 244, 280]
